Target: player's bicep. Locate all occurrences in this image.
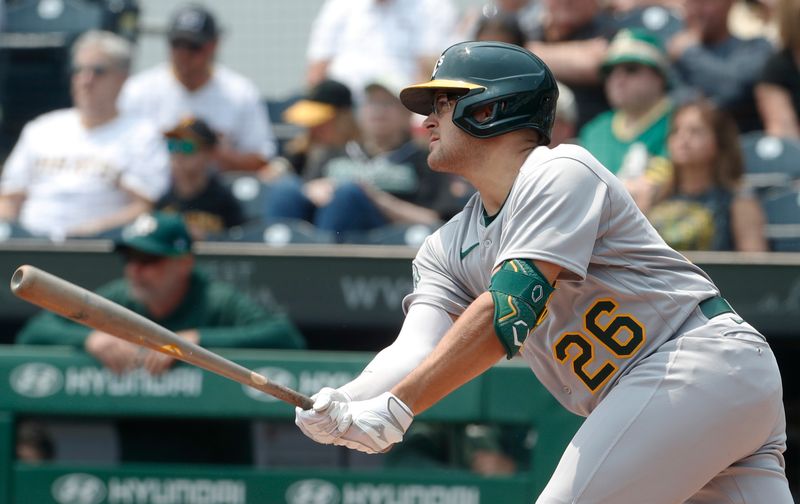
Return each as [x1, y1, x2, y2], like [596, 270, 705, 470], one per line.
[489, 258, 558, 359]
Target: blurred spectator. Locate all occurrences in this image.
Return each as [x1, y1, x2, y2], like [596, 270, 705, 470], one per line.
[157, 118, 246, 239]
[0, 30, 168, 241]
[281, 79, 360, 178]
[474, 10, 527, 46]
[455, 0, 540, 44]
[647, 100, 768, 251]
[667, 0, 773, 133]
[265, 79, 465, 237]
[551, 81, 579, 146]
[729, 0, 779, 43]
[579, 29, 673, 210]
[119, 4, 277, 173]
[16, 212, 305, 464]
[526, 0, 618, 128]
[755, 0, 800, 139]
[16, 420, 54, 463]
[605, 0, 685, 12]
[305, 0, 457, 102]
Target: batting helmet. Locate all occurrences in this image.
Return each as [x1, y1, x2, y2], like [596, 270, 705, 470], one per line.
[400, 41, 558, 145]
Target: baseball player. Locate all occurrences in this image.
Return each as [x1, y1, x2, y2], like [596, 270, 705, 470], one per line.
[296, 42, 792, 503]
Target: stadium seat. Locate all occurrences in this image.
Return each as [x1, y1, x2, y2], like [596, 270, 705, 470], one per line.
[264, 94, 304, 157]
[225, 218, 334, 245]
[739, 132, 800, 198]
[342, 223, 437, 247]
[219, 172, 271, 223]
[761, 189, 800, 252]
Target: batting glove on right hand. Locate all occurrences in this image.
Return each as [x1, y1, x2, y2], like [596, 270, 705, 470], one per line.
[295, 387, 353, 444]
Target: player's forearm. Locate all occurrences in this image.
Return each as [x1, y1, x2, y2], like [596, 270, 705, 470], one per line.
[391, 292, 505, 414]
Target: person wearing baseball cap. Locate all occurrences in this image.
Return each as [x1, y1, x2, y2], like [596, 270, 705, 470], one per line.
[17, 211, 305, 462]
[119, 4, 278, 173]
[156, 118, 245, 239]
[578, 28, 674, 210]
[279, 79, 360, 177]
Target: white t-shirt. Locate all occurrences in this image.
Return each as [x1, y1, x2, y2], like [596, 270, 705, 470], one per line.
[307, 0, 457, 97]
[404, 144, 719, 416]
[0, 109, 170, 239]
[119, 63, 276, 159]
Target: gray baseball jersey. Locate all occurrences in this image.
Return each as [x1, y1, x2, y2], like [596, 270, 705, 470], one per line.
[404, 143, 719, 416]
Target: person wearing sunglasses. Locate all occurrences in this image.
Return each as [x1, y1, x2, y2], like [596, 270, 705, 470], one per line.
[579, 29, 674, 212]
[156, 117, 245, 239]
[119, 4, 277, 173]
[0, 30, 169, 240]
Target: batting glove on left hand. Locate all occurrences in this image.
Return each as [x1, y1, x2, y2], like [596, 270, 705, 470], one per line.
[331, 392, 414, 454]
[295, 387, 353, 444]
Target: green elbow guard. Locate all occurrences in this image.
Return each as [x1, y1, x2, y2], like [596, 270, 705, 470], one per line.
[489, 259, 554, 359]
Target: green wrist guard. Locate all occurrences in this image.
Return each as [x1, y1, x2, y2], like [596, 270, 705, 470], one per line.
[489, 259, 554, 359]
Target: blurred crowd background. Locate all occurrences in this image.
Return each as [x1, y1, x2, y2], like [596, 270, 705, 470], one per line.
[0, 0, 798, 252]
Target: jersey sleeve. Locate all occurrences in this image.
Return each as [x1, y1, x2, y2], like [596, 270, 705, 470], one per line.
[496, 156, 609, 280]
[403, 229, 474, 316]
[119, 121, 170, 202]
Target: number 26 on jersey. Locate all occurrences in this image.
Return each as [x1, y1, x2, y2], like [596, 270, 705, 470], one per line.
[553, 298, 646, 393]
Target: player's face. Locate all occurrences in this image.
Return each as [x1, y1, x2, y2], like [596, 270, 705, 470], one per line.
[668, 106, 718, 168]
[71, 47, 127, 112]
[423, 92, 476, 174]
[605, 63, 664, 112]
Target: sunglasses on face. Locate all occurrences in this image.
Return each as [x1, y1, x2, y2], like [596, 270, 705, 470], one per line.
[613, 63, 648, 76]
[170, 39, 204, 52]
[123, 251, 165, 266]
[167, 138, 200, 155]
[432, 93, 460, 117]
[71, 64, 113, 77]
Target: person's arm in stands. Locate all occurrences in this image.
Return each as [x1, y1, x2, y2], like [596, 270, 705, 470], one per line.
[361, 184, 441, 226]
[731, 193, 769, 252]
[0, 192, 24, 221]
[755, 83, 800, 140]
[527, 38, 608, 85]
[67, 190, 152, 237]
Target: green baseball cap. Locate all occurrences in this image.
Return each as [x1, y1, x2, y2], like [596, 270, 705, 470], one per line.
[602, 28, 669, 78]
[115, 212, 193, 257]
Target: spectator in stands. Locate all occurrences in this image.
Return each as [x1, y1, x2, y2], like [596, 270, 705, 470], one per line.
[474, 10, 527, 47]
[647, 100, 768, 251]
[119, 4, 277, 173]
[305, 0, 457, 102]
[0, 30, 169, 241]
[525, 0, 618, 129]
[280, 79, 360, 178]
[16, 421, 54, 463]
[265, 79, 465, 238]
[579, 29, 674, 211]
[157, 117, 246, 239]
[667, 0, 773, 133]
[16, 212, 305, 464]
[551, 81, 579, 146]
[755, 0, 800, 139]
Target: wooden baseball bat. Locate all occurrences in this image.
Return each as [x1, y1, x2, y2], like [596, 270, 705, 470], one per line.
[10, 264, 313, 410]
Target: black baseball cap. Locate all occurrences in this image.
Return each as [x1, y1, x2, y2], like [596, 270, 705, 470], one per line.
[283, 79, 354, 128]
[164, 117, 218, 148]
[168, 5, 219, 45]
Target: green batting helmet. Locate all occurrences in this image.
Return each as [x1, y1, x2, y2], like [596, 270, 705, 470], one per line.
[400, 41, 558, 145]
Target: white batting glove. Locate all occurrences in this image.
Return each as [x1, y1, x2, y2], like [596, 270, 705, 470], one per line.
[295, 387, 353, 444]
[331, 392, 414, 454]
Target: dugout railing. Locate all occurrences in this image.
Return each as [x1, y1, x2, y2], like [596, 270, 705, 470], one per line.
[0, 345, 584, 504]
